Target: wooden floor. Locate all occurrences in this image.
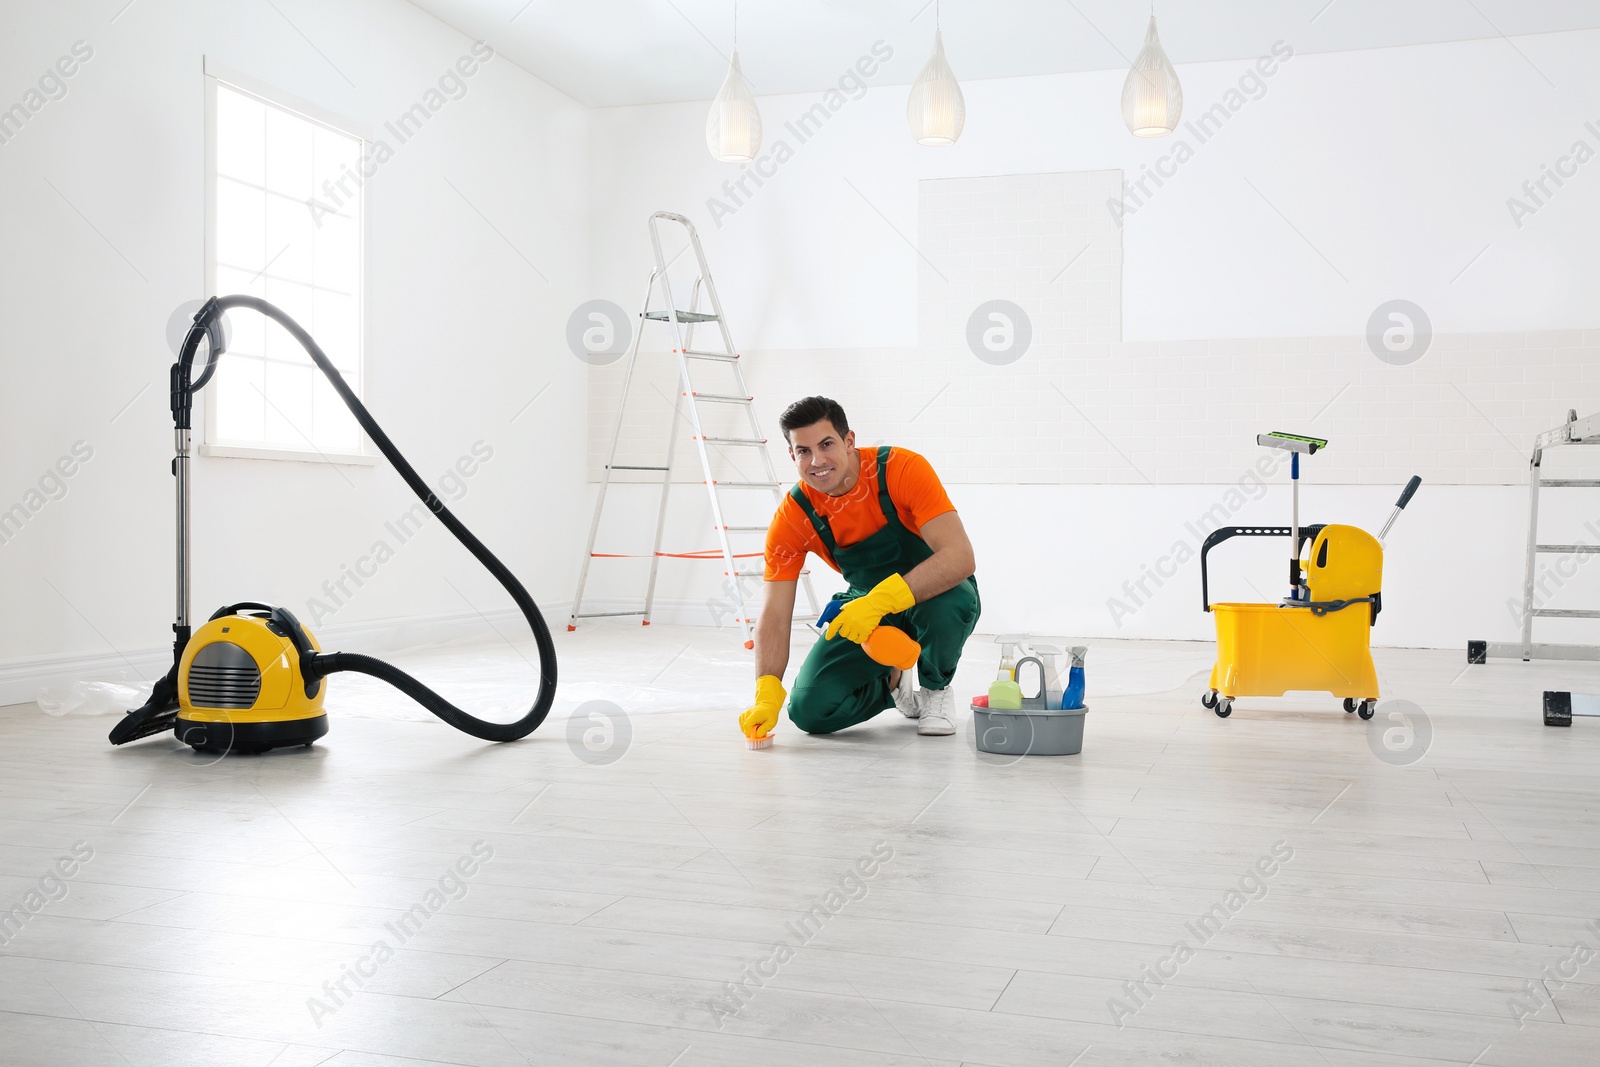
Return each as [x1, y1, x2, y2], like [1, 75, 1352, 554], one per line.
[3, 628, 1600, 1066]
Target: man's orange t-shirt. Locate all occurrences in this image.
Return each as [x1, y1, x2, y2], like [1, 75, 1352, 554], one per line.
[764, 447, 956, 581]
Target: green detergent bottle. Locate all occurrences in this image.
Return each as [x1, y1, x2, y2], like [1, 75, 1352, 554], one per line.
[988, 675, 1023, 710]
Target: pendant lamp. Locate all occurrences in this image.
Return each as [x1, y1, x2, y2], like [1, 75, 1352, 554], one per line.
[706, 4, 761, 162]
[1121, 14, 1182, 137]
[908, 2, 964, 146]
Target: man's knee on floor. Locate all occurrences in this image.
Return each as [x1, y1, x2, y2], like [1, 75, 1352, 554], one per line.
[786, 688, 840, 735]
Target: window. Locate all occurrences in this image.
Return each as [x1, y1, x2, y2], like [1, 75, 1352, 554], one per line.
[206, 74, 365, 459]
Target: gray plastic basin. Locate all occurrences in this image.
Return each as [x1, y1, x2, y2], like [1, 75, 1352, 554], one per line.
[972, 703, 1088, 756]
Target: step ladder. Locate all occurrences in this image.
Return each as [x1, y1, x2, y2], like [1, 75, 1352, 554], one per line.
[569, 211, 822, 649]
[1470, 408, 1600, 663]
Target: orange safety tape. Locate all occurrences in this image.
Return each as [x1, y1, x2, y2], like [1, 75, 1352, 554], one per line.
[590, 550, 764, 559]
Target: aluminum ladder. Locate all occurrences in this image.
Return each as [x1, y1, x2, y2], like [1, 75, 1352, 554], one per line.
[569, 211, 822, 648]
[1470, 408, 1600, 663]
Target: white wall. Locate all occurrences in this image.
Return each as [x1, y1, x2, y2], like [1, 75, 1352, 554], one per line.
[581, 29, 1600, 650]
[0, 0, 590, 702]
[4, 17, 1597, 702]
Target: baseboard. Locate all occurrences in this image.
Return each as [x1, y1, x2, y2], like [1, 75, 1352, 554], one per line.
[0, 645, 175, 711]
[0, 603, 571, 711]
[0, 596, 780, 709]
[316, 604, 543, 656]
[3, 595, 1454, 710]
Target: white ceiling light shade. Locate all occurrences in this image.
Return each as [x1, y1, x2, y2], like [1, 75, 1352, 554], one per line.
[706, 50, 762, 162]
[1121, 15, 1182, 137]
[908, 8, 964, 147]
[706, 3, 760, 163]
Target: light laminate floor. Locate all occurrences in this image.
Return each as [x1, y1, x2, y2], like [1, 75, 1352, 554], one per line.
[3, 624, 1599, 1066]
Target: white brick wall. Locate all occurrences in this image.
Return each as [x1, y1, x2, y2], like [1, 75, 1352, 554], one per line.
[590, 333, 1600, 489]
[590, 171, 1599, 494]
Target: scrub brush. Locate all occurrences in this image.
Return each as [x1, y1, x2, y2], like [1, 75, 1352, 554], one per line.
[744, 729, 773, 750]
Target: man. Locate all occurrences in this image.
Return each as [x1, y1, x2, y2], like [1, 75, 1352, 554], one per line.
[739, 396, 980, 740]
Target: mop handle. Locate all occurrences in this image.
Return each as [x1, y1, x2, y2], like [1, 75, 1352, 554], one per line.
[1378, 475, 1422, 541]
[1289, 452, 1301, 591]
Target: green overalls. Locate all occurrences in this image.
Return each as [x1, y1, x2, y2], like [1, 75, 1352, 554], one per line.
[786, 446, 981, 735]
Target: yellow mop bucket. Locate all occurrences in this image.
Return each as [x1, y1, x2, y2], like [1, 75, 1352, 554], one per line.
[1209, 600, 1378, 700]
[1198, 432, 1420, 720]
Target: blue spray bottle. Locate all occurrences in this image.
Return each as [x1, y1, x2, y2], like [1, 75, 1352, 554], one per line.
[1062, 646, 1088, 710]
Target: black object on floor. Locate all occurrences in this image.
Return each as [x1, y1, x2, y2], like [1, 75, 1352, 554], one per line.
[1545, 691, 1573, 727]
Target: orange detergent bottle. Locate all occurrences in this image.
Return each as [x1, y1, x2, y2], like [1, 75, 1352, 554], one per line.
[863, 625, 920, 671]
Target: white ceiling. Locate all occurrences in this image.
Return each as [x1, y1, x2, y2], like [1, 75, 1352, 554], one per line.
[408, 0, 1600, 108]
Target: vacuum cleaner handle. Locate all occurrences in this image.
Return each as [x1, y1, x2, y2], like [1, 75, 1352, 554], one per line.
[1378, 475, 1422, 541]
[209, 603, 322, 695]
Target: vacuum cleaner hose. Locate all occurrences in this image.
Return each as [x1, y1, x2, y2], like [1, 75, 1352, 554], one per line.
[311, 651, 541, 742]
[180, 295, 556, 743]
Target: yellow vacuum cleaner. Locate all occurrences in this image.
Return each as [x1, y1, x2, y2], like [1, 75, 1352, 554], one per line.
[1198, 432, 1420, 720]
[110, 296, 557, 754]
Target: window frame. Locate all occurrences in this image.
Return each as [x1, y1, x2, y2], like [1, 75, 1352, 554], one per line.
[200, 60, 375, 466]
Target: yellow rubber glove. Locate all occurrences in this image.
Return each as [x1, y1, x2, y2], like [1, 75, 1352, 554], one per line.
[739, 675, 787, 740]
[825, 573, 916, 644]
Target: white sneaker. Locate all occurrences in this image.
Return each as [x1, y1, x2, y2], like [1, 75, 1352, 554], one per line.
[891, 668, 921, 719]
[917, 687, 956, 736]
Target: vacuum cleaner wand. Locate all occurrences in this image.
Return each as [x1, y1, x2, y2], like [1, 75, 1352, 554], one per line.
[107, 313, 226, 744]
[112, 295, 558, 746]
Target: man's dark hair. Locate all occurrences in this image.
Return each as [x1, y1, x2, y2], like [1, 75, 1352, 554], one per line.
[778, 396, 849, 443]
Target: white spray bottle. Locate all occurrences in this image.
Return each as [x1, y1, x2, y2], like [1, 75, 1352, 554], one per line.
[994, 634, 1027, 682]
[1031, 643, 1066, 710]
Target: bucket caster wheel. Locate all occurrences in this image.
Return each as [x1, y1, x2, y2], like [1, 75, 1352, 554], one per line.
[1343, 698, 1357, 713]
[1214, 698, 1232, 718]
[1201, 690, 1219, 710]
[1357, 700, 1376, 720]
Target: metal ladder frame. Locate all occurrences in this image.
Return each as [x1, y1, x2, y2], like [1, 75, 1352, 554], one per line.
[1471, 408, 1600, 663]
[570, 211, 822, 648]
